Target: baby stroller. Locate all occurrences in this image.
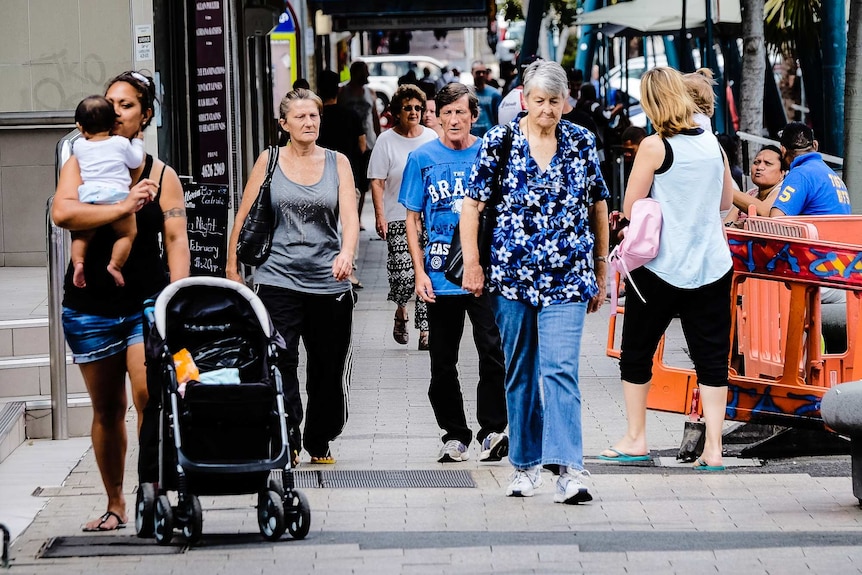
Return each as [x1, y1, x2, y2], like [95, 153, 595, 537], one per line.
[135, 277, 310, 545]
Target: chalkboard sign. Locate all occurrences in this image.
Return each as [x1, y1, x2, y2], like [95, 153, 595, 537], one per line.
[184, 183, 229, 276]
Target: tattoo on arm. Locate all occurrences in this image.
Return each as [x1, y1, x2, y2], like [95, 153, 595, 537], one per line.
[163, 207, 186, 220]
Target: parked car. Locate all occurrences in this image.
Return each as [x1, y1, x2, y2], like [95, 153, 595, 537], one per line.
[605, 55, 668, 128]
[605, 52, 731, 128]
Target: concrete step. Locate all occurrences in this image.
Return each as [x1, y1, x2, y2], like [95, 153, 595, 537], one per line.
[0, 393, 91, 474]
[0, 318, 51, 357]
[23, 393, 93, 439]
[0, 353, 86, 399]
[0, 401, 25, 463]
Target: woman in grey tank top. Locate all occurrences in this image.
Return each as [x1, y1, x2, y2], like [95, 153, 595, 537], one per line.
[227, 89, 360, 465]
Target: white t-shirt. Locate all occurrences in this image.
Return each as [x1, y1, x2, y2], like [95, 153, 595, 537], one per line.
[73, 136, 145, 191]
[497, 87, 525, 126]
[367, 126, 438, 222]
[694, 113, 713, 134]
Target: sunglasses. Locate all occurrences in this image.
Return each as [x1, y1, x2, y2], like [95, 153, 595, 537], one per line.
[401, 105, 425, 112]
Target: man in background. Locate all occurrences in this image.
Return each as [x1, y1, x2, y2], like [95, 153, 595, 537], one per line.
[470, 61, 502, 137]
[770, 122, 851, 217]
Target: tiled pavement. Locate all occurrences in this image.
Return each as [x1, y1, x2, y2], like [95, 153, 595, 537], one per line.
[3, 220, 862, 574]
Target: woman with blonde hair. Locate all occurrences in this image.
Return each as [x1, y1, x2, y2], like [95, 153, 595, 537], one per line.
[227, 88, 359, 465]
[599, 67, 734, 471]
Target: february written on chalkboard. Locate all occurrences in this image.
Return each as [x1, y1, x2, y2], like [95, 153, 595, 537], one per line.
[184, 183, 229, 276]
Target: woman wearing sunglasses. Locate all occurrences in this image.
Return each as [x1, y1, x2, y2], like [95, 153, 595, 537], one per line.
[368, 84, 438, 349]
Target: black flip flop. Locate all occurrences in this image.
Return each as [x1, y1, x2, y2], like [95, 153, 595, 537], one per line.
[82, 510, 127, 532]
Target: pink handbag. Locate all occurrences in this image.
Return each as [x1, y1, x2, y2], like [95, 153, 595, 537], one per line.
[608, 197, 662, 315]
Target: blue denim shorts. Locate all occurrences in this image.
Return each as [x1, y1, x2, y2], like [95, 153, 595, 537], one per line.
[62, 307, 144, 364]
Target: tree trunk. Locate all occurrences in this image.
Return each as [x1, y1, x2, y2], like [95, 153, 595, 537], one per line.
[739, 0, 766, 169]
[821, 0, 846, 156]
[844, 0, 862, 210]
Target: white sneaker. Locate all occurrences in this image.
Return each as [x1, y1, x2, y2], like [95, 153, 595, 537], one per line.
[479, 432, 509, 462]
[506, 467, 543, 497]
[438, 439, 470, 462]
[554, 469, 593, 504]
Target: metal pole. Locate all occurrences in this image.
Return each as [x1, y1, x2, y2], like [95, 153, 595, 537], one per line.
[49, 131, 78, 441]
[1, 522, 9, 568]
[46, 196, 69, 440]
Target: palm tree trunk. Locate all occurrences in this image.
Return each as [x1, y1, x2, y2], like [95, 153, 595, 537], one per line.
[821, 0, 846, 156]
[844, 0, 862, 209]
[740, 0, 766, 168]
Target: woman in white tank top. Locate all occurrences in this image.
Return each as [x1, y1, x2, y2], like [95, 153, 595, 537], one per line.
[600, 67, 735, 472]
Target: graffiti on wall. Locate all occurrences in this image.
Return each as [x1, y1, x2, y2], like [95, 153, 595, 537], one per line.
[31, 50, 107, 110]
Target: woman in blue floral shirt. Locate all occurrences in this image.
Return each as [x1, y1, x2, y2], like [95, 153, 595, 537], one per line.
[461, 60, 609, 504]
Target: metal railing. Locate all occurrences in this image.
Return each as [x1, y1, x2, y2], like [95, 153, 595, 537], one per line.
[46, 130, 80, 440]
[736, 131, 844, 192]
[737, 131, 844, 169]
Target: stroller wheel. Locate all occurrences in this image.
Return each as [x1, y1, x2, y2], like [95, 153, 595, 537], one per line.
[285, 489, 311, 540]
[268, 471, 285, 499]
[181, 495, 203, 545]
[257, 490, 285, 541]
[135, 483, 156, 538]
[154, 495, 174, 545]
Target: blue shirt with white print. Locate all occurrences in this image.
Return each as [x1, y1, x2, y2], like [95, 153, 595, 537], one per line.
[399, 138, 482, 296]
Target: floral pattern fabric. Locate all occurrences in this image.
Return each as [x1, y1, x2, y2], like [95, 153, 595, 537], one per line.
[467, 114, 609, 307]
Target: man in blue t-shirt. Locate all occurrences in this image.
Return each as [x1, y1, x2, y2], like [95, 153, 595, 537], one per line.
[770, 122, 851, 217]
[470, 61, 502, 136]
[399, 83, 508, 465]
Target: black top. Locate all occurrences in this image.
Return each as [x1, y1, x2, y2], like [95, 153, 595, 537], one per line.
[63, 155, 170, 317]
[561, 108, 600, 140]
[318, 103, 363, 171]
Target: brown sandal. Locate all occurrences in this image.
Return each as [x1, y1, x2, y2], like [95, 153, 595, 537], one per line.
[393, 314, 409, 345]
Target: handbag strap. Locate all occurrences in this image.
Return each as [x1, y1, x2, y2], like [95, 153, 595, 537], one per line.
[486, 125, 513, 209]
[262, 145, 280, 189]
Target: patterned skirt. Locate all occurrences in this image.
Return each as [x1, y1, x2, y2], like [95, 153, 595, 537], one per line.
[386, 220, 428, 331]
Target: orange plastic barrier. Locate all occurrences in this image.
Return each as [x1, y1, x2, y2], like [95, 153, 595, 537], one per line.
[735, 218, 819, 383]
[606, 214, 862, 427]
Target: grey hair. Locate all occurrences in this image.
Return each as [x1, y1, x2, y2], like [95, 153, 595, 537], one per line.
[522, 60, 568, 99]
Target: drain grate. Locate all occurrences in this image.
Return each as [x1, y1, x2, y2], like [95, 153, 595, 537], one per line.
[293, 469, 475, 489]
[39, 535, 185, 558]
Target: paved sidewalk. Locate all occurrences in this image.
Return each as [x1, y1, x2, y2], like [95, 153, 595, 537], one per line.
[4, 222, 862, 574]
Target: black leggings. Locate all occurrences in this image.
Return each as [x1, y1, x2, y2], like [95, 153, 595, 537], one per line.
[257, 284, 354, 456]
[619, 267, 732, 387]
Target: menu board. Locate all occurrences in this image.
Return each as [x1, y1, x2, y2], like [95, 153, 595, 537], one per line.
[184, 183, 229, 276]
[192, 0, 229, 185]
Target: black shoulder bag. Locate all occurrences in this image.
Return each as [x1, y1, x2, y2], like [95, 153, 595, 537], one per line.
[236, 146, 280, 266]
[444, 126, 513, 285]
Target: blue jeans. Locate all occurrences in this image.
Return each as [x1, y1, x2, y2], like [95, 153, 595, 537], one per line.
[491, 295, 587, 471]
